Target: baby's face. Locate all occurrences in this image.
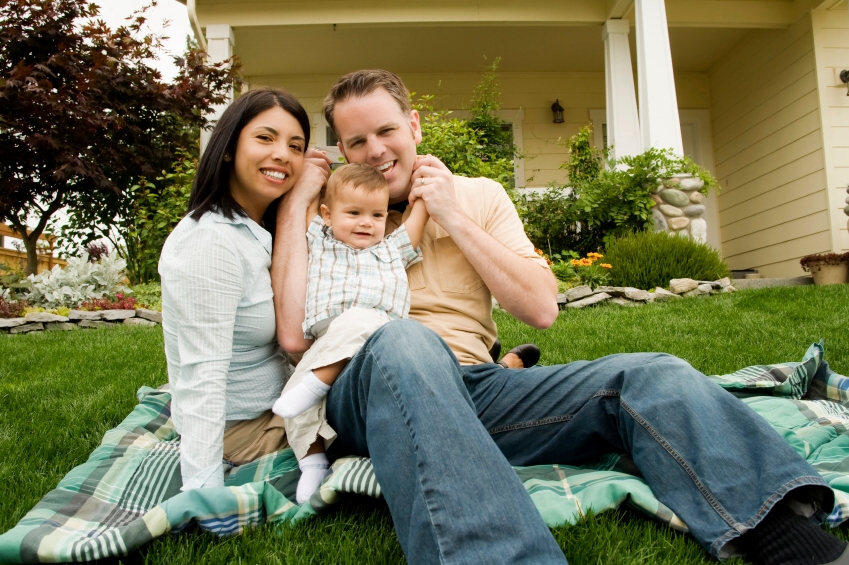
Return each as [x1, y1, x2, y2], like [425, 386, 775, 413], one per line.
[321, 183, 389, 249]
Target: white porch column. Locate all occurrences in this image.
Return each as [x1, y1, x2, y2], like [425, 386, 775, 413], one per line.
[634, 0, 684, 156]
[200, 24, 235, 155]
[603, 19, 642, 161]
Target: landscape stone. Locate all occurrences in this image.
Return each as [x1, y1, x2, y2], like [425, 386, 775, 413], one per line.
[697, 284, 713, 294]
[660, 189, 690, 207]
[566, 292, 611, 309]
[79, 320, 117, 329]
[684, 204, 705, 217]
[658, 204, 683, 217]
[689, 191, 704, 204]
[46, 322, 76, 331]
[609, 297, 637, 306]
[135, 308, 162, 323]
[669, 278, 698, 294]
[69, 310, 102, 321]
[663, 177, 681, 187]
[593, 286, 626, 297]
[565, 285, 594, 302]
[690, 218, 707, 244]
[676, 229, 690, 238]
[100, 309, 136, 321]
[717, 277, 732, 288]
[624, 288, 651, 302]
[651, 194, 663, 205]
[25, 312, 69, 323]
[651, 208, 668, 232]
[679, 178, 705, 191]
[668, 216, 690, 230]
[653, 287, 681, 301]
[683, 289, 706, 297]
[557, 293, 569, 307]
[0, 318, 25, 328]
[722, 285, 736, 293]
[10, 322, 44, 334]
[124, 318, 156, 327]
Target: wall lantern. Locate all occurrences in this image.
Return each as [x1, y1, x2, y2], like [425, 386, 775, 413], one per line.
[551, 99, 564, 123]
[841, 70, 849, 96]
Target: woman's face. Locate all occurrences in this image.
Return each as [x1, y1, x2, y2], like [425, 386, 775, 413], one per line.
[229, 106, 306, 223]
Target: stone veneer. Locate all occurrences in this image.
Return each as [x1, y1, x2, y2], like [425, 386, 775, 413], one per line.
[650, 174, 708, 243]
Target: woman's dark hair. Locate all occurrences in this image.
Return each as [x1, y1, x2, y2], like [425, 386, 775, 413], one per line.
[188, 88, 311, 222]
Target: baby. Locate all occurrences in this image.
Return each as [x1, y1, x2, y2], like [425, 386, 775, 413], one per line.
[272, 162, 428, 503]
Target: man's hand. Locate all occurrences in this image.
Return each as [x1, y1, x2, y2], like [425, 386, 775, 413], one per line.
[408, 153, 558, 329]
[409, 155, 466, 231]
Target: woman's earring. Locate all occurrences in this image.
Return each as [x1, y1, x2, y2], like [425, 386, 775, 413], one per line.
[223, 153, 232, 162]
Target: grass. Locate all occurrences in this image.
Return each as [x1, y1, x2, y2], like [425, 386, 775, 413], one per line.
[1, 284, 848, 564]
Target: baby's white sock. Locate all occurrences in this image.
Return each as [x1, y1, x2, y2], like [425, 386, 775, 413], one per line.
[296, 452, 330, 504]
[272, 371, 331, 419]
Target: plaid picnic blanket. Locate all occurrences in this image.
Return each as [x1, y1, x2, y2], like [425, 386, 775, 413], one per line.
[2, 341, 848, 563]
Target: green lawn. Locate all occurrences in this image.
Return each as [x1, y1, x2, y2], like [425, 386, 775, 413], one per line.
[2, 284, 848, 564]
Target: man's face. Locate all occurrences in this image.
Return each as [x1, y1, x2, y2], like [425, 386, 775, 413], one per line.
[333, 88, 421, 203]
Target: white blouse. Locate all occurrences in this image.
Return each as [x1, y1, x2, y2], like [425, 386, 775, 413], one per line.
[159, 211, 291, 490]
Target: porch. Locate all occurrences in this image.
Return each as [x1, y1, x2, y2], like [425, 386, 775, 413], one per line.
[183, 0, 849, 277]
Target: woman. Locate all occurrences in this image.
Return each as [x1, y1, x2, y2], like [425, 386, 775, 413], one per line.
[159, 89, 328, 491]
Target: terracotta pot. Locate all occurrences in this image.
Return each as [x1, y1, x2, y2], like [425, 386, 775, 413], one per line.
[808, 261, 849, 285]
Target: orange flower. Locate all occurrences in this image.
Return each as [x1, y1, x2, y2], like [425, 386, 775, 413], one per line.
[570, 259, 581, 266]
[601, 263, 612, 269]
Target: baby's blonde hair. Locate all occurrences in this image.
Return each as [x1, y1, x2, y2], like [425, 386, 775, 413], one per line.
[324, 163, 389, 207]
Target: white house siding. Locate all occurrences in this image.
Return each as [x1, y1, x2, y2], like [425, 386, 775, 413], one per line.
[250, 71, 710, 189]
[812, 6, 849, 253]
[708, 13, 830, 277]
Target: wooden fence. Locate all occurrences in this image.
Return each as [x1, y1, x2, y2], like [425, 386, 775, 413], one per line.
[0, 224, 67, 274]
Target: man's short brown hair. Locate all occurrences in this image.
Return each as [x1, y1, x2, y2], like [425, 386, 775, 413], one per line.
[323, 69, 411, 133]
[324, 163, 389, 207]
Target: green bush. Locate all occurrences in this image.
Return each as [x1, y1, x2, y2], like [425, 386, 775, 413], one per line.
[603, 231, 730, 290]
[414, 58, 518, 189]
[130, 282, 162, 311]
[516, 124, 720, 256]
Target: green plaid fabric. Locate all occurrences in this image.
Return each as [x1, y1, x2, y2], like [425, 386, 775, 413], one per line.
[2, 342, 848, 563]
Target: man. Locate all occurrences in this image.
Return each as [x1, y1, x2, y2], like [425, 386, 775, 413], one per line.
[272, 70, 848, 565]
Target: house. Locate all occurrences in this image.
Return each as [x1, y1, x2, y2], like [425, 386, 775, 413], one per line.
[179, 0, 849, 277]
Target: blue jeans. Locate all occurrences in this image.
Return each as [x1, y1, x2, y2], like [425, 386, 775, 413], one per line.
[325, 320, 831, 564]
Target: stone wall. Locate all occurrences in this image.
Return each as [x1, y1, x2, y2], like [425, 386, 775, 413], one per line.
[0, 309, 162, 334]
[650, 174, 708, 243]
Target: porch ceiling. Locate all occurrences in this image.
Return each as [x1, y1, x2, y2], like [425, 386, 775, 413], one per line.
[233, 24, 751, 76]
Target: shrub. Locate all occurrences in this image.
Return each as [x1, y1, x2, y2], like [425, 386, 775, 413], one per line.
[517, 125, 720, 255]
[513, 188, 592, 256]
[603, 231, 730, 290]
[130, 282, 162, 311]
[414, 58, 518, 189]
[80, 293, 137, 311]
[25, 253, 130, 309]
[0, 296, 28, 318]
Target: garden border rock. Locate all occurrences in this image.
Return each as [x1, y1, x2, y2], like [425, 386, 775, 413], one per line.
[556, 277, 737, 310]
[1, 308, 162, 334]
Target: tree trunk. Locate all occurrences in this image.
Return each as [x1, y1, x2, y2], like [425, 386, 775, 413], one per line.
[9, 220, 41, 276]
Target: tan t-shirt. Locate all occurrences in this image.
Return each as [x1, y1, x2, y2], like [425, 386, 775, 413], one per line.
[386, 175, 550, 366]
